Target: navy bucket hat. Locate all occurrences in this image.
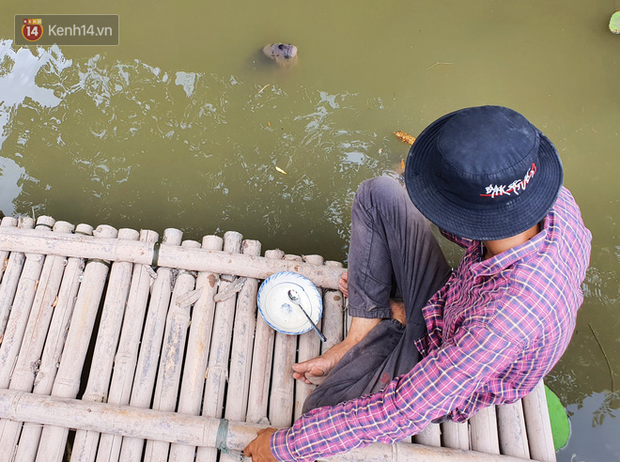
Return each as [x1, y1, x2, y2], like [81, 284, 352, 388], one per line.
[405, 105, 563, 241]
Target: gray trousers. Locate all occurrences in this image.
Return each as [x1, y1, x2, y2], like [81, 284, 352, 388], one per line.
[303, 177, 451, 413]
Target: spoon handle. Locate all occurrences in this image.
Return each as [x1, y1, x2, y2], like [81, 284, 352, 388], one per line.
[294, 302, 327, 342]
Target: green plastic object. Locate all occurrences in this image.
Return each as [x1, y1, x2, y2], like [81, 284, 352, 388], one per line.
[545, 385, 570, 451]
[610, 11, 620, 34]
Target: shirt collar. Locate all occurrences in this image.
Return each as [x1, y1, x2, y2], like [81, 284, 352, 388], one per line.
[469, 224, 548, 276]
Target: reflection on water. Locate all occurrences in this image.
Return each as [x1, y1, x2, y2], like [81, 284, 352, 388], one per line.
[0, 157, 26, 216]
[175, 71, 198, 98]
[0, 42, 70, 149]
[0, 39, 398, 260]
[559, 391, 620, 461]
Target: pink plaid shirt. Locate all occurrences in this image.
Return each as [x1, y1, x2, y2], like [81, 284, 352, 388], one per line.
[271, 187, 592, 461]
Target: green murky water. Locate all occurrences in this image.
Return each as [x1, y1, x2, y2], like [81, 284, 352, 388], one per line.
[1, 1, 619, 460]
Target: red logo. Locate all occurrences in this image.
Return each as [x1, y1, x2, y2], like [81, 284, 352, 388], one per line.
[22, 19, 43, 42]
[480, 163, 537, 198]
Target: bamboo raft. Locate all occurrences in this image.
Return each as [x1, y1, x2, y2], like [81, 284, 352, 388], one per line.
[0, 215, 557, 462]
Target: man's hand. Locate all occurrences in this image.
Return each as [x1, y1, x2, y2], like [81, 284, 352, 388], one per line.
[339, 271, 349, 297]
[243, 428, 278, 462]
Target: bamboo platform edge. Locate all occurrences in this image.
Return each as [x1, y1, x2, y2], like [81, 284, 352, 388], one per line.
[0, 225, 345, 290]
[0, 390, 536, 462]
[0, 217, 556, 462]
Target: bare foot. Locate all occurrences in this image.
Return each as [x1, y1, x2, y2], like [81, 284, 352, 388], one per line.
[292, 341, 353, 385]
[292, 316, 381, 385]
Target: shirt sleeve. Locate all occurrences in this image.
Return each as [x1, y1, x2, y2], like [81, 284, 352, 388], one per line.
[270, 323, 523, 462]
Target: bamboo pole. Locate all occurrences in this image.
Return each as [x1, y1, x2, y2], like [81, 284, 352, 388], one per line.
[441, 420, 470, 451]
[329, 442, 533, 462]
[245, 249, 283, 425]
[35, 224, 118, 462]
[0, 216, 18, 284]
[0, 389, 535, 462]
[159, 245, 340, 291]
[144, 240, 201, 462]
[0, 216, 35, 337]
[0, 221, 73, 451]
[70, 228, 140, 462]
[14, 223, 92, 462]
[413, 423, 442, 447]
[268, 255, 301, 428]
[220, 239, 262, 462]
[166, 234, 223, 462]
[195, 231, 243, 462]
[497, 401, 530, 459]
[322, 261, 345, 355]
[522, 380, 556, 462]
[0, 216, 54, 389]
[294, 254, 324, 420]
[94, 229, 159, 462]
[0, 388, 227, 447]
[469, 405, 500, 455]
[119, 228, 182, 462]
[167, 243, 346, 291]
[0, 227, 344, 290]
[224, 239, 262, 421]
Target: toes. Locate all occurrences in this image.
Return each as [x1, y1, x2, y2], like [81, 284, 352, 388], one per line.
[291, 363, 305, 372]
[309, 367, 326, 377]
[305, 373, 327, 386]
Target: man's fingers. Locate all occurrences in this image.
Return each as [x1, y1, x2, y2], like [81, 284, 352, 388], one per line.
[338, 271, 349, 296]
[244, 428, 279, 461]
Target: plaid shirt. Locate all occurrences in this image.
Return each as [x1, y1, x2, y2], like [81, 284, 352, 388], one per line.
[271, 186, 591, 462]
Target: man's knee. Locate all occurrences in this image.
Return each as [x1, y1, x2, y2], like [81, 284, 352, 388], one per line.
[354, 177, 427, 227]
[354, 177, 406, 210]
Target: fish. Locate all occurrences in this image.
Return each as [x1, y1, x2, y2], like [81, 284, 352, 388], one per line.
[394, 130, 416, 145]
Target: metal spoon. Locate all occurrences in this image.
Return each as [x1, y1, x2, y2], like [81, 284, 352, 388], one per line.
[287, 289, 327, 342]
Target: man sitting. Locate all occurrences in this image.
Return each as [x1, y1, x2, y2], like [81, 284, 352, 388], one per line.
[245, 105, 592, 462]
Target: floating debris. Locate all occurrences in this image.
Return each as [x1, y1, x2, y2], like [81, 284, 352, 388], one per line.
[426, 61, 454, 70]
[263, 43, 298, 67]
[610, 11, 620, 34]
[394, 131, 416, 145]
